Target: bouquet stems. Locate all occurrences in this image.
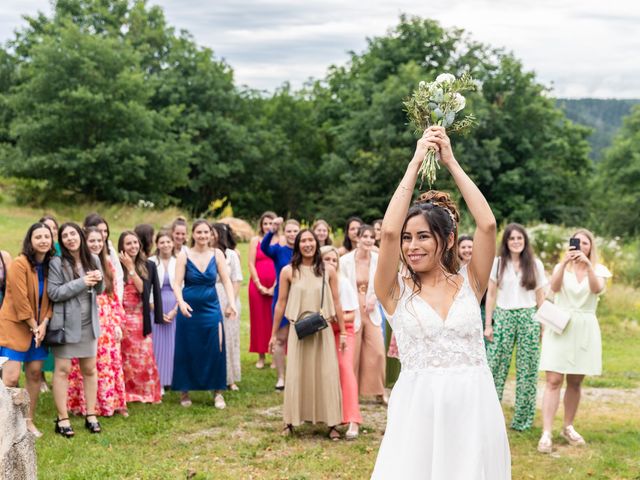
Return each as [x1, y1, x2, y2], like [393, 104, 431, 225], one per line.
[418, 148, 440, 188]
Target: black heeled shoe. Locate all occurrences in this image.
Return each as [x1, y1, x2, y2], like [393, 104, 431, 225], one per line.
[85, 414, 102, 434]
[54, 418, 75, 438]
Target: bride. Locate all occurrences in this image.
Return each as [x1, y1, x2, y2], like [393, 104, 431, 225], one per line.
[372, 126, 511, 479]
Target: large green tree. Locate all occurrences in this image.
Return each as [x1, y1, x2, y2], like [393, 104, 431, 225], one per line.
[0, 6, 594, 226]
[0, 0, 244, 210]
[595, 105, 640, 236]
[1, 2, 192, 205]
[307, 16, 592, 226]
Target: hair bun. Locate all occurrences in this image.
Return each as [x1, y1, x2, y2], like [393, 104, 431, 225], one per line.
[415, 190, 460, 223]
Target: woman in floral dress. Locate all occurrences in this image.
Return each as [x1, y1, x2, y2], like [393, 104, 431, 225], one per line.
[118, 231, 162, 404]
[67, 227, 127, 416]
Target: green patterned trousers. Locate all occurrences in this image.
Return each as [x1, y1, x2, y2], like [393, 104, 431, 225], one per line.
[487, 306, 539, 431]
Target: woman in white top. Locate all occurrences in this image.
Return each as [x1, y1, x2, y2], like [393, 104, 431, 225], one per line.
[372, 126, 509, 478]
[340, 225, 386, 403]
[537, 229, 611, 453]
[484, 223, 547, 431]
[212, 223, 243, 391]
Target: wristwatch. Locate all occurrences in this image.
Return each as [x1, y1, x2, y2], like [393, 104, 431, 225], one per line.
[129, 270, 136, 277]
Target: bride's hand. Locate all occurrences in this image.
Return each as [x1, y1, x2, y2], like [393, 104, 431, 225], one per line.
[426, 126, 455, 167]
[412, 129, 440, 164]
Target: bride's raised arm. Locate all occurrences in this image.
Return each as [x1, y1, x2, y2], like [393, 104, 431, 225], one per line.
[429, 126, 496, 298]
[374, 126, 496, 310]
[374, 129, 438, 314]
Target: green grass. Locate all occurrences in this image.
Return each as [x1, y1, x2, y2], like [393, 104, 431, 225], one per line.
[1, 198, 639, 479]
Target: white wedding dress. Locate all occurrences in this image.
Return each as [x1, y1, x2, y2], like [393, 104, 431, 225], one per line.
[371, 267, 511, 479]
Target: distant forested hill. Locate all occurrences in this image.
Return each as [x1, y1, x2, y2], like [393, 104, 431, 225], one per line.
[557, 99, 640, 160]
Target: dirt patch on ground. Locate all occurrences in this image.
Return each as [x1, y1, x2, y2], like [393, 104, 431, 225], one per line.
[502, 380, 640, 407]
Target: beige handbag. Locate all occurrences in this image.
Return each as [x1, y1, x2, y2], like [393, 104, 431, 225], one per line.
[534, 300, 570, 334]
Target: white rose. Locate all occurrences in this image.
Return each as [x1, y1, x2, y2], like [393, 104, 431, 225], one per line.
[435, 73, 456, 84]
[453, 93, 466, 112]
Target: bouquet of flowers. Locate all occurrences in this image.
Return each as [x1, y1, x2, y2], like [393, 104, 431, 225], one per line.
[404, 72, 477, 186]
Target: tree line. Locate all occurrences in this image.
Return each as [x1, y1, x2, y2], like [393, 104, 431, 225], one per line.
[0, 1, 637, 236]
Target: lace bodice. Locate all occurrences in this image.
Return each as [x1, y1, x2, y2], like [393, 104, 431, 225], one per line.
[385, 267, 488, 371]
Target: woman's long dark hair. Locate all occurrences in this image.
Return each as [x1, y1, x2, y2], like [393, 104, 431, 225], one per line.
[21, 222, 56, 273]
[290, 229, 324, 277]
[372, 218, 383, 247]
[38, 215, 58, 230]
[85, 227, 114, 295]
[498, 223, 537, 290]
[213, 222, 237, 251]
[400, 191, 460, 296]
[134, 224, 155, 257]
[83, 213, 109, 240]
[59, 222, 98, 278]
[211, 223, 230, 255]
[342, 216, 363, 252]
[118, 231, 148, 281]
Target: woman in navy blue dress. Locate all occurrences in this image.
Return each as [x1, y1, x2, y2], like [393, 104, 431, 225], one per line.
[172, 220, 237, 409]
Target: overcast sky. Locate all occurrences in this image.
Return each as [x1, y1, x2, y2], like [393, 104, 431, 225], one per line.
[1, 0, 638, 98]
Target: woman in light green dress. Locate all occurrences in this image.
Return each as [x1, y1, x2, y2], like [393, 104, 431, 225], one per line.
[537, 228, 611, 453]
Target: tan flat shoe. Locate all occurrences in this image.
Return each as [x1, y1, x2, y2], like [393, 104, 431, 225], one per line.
[537, 431, 553, 454]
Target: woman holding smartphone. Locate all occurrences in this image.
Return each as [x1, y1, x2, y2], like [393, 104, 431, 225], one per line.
[537, 229, 611, 453]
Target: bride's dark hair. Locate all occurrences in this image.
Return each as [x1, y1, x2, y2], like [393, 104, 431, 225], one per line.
[400, 191, 460, 294]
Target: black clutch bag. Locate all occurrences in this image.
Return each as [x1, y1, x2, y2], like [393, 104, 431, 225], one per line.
[43, 327, 66, 346]
[44, 304, 67, 346]
[294, 270, 328, 340]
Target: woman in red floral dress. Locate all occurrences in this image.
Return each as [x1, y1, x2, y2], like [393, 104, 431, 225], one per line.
[67, 228, 127, 416]
[118, 230, 162, 404]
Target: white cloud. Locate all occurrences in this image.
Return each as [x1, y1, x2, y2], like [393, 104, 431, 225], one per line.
[1, 0, 639, 97]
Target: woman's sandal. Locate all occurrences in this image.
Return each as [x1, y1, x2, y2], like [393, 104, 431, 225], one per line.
[54, 418, 75, 438]
[85, 414, 102, 434]
[328, 426, 341, 441]
[281, 424, 294, 437]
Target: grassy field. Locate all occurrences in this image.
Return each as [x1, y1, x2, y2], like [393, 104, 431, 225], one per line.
[1, 198, 639, 479]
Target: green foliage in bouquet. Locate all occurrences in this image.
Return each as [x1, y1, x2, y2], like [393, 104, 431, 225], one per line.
[404, 72, 477, 186]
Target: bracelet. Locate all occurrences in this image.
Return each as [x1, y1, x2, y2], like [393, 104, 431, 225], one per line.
[340, 333, 347, 337]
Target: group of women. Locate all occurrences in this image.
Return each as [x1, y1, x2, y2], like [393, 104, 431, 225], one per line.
[0, 215, 240, 437]
[0, 127, 613, 477]
[247, 212, 391, 440]
[455, 223, 610, 454]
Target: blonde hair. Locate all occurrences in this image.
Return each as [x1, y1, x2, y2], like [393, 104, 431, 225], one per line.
[312, 219, 333, 246]
[572, 228, 598, 264]
[284, 219, 300, 228]
[320, 245, 340, 272]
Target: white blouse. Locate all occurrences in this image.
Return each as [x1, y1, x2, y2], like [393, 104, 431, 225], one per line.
[338, 276, 359, 312]
[490, 257, 547, 309]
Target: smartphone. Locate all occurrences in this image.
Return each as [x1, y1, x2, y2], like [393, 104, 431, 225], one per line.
[569, 238, 581, 251]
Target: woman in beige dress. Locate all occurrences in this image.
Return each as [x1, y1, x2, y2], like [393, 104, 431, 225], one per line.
[269, 229, 347, 440]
